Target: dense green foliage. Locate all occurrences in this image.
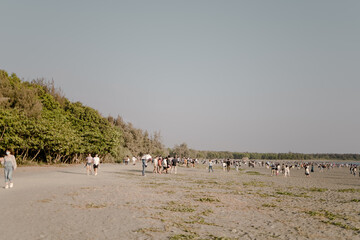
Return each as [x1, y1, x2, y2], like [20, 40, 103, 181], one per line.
[0, 70, 165, 163]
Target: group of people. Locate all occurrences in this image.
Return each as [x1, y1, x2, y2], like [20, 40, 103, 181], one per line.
[85, 154, 101, 176]
[151, 155, 179, 175]
[2, 149, 359, 189]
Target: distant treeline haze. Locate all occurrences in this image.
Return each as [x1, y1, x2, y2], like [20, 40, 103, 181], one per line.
[0, 70, 359, 164]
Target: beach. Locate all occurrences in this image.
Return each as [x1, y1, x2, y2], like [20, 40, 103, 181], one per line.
[1, 163, 359, 240]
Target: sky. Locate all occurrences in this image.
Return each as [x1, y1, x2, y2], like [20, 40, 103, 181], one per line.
[1, 0, 359, 153]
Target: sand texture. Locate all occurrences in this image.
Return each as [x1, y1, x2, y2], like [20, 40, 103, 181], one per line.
[1, 163, 359, 240]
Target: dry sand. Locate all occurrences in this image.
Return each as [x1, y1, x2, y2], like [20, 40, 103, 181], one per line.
[0, 163, 359, 240]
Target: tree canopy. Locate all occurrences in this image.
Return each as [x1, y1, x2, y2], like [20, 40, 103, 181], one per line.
[0, 70, 165, 164]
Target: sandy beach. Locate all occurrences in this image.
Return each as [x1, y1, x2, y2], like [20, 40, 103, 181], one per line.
[1, 163, 359, 240]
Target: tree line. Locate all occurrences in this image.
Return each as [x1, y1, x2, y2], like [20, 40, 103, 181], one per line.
[1, 70, 358, 164]
[0, 70, 165, 164]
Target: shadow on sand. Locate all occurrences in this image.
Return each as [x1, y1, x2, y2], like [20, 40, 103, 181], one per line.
[57, 170, 86, 176]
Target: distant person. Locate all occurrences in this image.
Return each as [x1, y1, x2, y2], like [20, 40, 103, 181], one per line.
[157, 157, 162, 174]
[0, 149, 17, 189]
[93, 154, 100, 176]
[208, 160, 214, 173]
[153, 156, 158, 174]
[235, 161, 239, 172]
[284, 165, 290, 177]
[85, 154, 93, 175]
[141, 153, 152, 176]
[162, 157, 168, 174]
[132, 156, 137, 165]
[222, 161, 226, 171]
[171, 156, 178, 174]
[125, 155, 130, 165]
[305, 165, 310, 177]
[226, 159, 231, 172]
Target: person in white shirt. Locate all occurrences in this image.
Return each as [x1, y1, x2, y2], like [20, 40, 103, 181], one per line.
[141, 153, 152, 176]
[132, 156, 137, 165]
[93, 154, 100, 176]
[284, 165, 290, 177]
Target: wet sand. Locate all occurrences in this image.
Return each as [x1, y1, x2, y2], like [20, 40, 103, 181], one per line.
[0, 163, 359, 240]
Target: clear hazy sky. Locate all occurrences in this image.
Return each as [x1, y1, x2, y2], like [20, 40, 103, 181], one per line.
[1, 1, 359, 153]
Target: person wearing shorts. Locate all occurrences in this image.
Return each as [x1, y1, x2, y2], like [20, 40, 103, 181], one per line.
[85, 154, 93, 175]
[93, 154, 100, 176]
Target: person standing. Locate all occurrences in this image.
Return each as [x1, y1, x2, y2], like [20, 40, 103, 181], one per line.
[171, 156, 178, 174]
[162, 157, 168, 174]
[305, 165, 310, 177]
[226, 159, 231, 172]
[132, 156, 137, 165]
[208, 160, 214, 173]
[141, 153, 152, 176]
[93, 154, 100, 176]
[284, 165, 290, 177]
[85, 154, 93, 175]
[235, 161, 239, 172]
[0, 150, 17, 189]
[153, 156, 158, 174]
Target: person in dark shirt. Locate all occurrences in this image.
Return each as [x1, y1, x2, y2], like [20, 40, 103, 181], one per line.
[226, 159, 231, 172]
[171, 156, 178, 174]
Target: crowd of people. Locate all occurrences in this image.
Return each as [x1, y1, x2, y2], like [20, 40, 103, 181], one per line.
[1, 150, 359, 189]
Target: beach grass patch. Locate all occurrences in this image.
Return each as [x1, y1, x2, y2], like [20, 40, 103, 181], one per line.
[243, 180, 267, 187]
[196, 197, 220, 203]
[262, 203, 277, 208]
[321, 220, 360, 232]
[207, 235, 234, 240]
[85, 203, 106, 209]
[276, 191, 309, 198]
[185, 215, 217, 226]
[201, 209, 214, 216]
[245, 171, 263, 176]
[350, 199, 360, 202]
[164, 201, 196, 213]
[337, 188, 360, 193]
[169, 233, 198, 240]
[308, 187, 327, 192]
[135, 227, 164, 234]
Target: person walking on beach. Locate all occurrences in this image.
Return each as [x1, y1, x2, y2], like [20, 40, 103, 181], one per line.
[208, 160, 214, 173]
[157, 157, 162, 174]
[93, 154, 100, 176]
[153, 156, 158, 174]
[0, 150, 17, 189]
[85, 154, 93, 175]
[125, 155, 130, 165]
[132, 156, 137, 165]
[226, 159, 231, 172]
[235, 161, 239, 172]
[141, 153, 152, 176]
[284, 165, 290, 177]
[162, 157, 168, 174]
[305, 165, 310, 177]
[171, 156, 178, 174]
